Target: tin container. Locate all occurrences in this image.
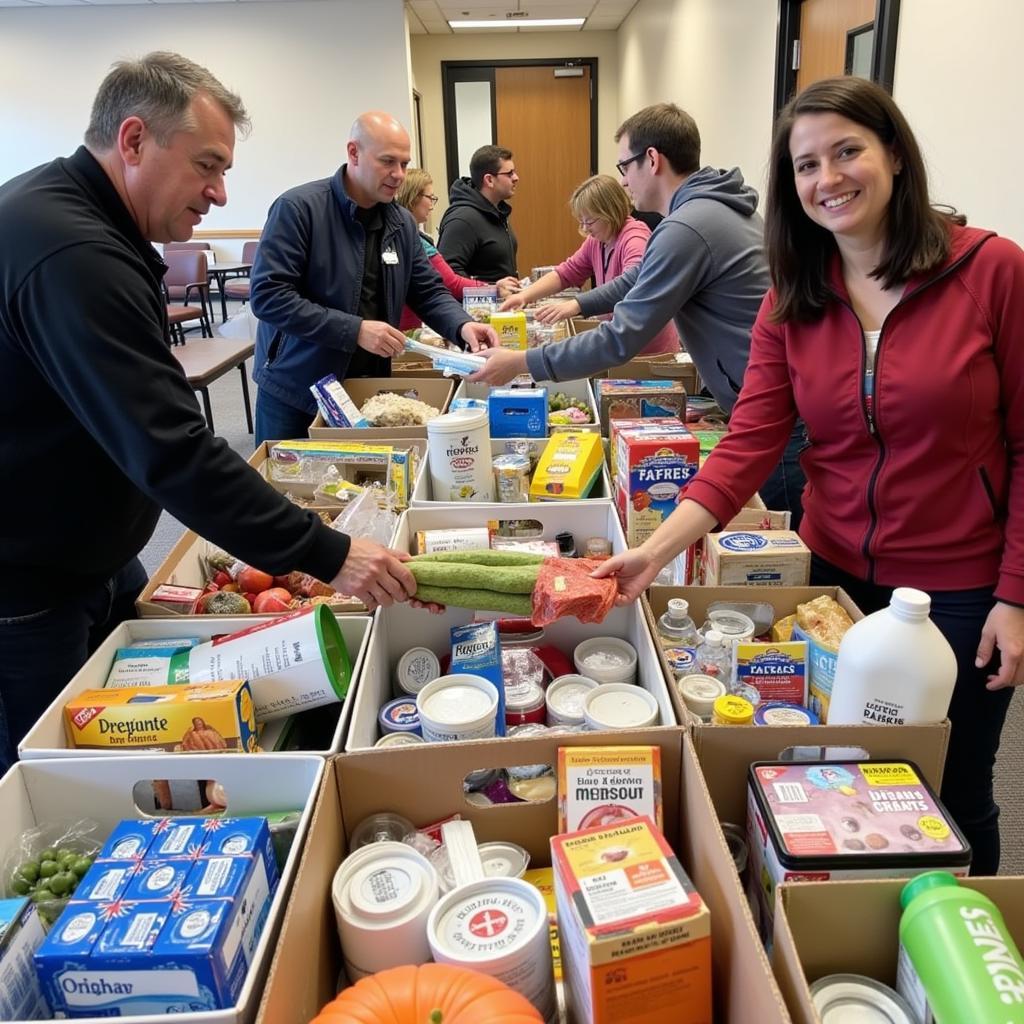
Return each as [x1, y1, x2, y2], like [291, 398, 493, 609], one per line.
[545, 674, 599, 727]
[753, 701, 819, 726]
[810, 974, 917, 1023]
[427, 877, 556, 1023]
[505, 681, 547, 728]
[374, 732, 425, 749]
[416, 674, 499, 743]
[378, 697, 421, 736]
[583, 683, 659, 730]
[395, 647, 441, 696]
[572, 637, 637, 685]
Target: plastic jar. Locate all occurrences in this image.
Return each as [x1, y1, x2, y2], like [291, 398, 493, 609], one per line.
[572, 637, 637, 685]
[705, 608, 756, 645]
[678, 674, 727, 722]
[545, 674, 600, 727]
[505, 680, 547, 728]
[583, 683, 660, 730]
[416, 674, 499, 743]
[712, 694, 754, 726]
[427, 408, 494, 502]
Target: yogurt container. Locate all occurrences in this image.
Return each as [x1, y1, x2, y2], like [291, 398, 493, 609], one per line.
[545, 674, 600, 726]
[427, 877, 556, 1023]
[810, 974, 917, 1024]
[395, 647, 441, 696]
[374, 732, 425, 749]
[332, 842, 440, 980]
[427, 408, 494, 502]
[378, 697, 421, 736]
[583, 683, 659, 730]
[572, 637, 637, 685]
[678, 674, 727, 722]
[753, 701, 819, 726]
[705, 608, 756, 645]
[416, 674, 500, 743]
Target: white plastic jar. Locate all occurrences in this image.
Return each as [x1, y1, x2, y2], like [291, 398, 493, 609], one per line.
[426, 408, 494, 502]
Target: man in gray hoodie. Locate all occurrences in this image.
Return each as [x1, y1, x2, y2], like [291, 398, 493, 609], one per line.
[470, 102, 805, 519]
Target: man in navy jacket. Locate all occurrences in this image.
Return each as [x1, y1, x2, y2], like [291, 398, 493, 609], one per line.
[251, 111, 497, 443]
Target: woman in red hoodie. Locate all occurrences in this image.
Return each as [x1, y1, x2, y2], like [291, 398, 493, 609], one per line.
[595, 76, 1024, 874]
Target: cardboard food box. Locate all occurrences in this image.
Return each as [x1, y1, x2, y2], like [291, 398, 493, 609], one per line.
[20, 615, 371, 759]
[255, 730, 793, 1024]
[703, 530, 811, 587]
[488, 386, 548, 438]
[490, 310, 528, 350]
[308, 377, 455, 439]
[0, 753, 323, 1024]
[595, 379, 687, 435]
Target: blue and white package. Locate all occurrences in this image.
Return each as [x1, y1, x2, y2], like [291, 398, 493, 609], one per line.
[311, 374, 371, 428]
[96, 820, 163, 862]
[104, 641, 197, 688]
[0, 897, 48, 1021]
[122, 860, 192, 903]
[74, 863, 133, 903]
[200, 818, 279, 891]
[449, 621, 505, 736]
[404, 338, 485, 378]
[449, 397, 488, 413]
[148, 819, 209, 861]
[488, 387, 548, 438]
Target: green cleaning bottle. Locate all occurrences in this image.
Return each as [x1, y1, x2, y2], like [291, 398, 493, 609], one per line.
[898, 871, 1024, 1023]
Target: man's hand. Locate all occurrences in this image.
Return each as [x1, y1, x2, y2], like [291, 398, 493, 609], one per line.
[590, 546, 662, 605]
[467, 346, 529, 385]
[460, 321, 499, 352]
[979, 601, 1024, 689]
[357, 320, 407, 358]
[534, 299, 581, 324]
[329, 538, 417, 610]
[495, 276, 522, 300]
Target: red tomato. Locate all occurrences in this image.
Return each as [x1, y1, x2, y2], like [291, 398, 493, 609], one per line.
[213, 570, 233, 588]
[238, 567, 274, 594]
[253, 588, 293, 614]
[243, 592, 258, 607]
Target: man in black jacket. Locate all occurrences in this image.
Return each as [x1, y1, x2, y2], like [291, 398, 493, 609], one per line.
[0, 53, 419, 772]
[438, 145, 520, 282]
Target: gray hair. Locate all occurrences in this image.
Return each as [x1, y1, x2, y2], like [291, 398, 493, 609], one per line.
[84, 51, 250, 149]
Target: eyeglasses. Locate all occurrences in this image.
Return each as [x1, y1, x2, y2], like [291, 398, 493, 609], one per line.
[420, 193, 439, 205]
[579, 217, 600, 229]
[494, 169, 518, 178]
[615, 150, 648, 176]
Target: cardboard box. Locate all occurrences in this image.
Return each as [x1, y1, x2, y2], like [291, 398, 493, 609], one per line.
[19, 615, 371, 759]
[703, 530, 811, 587]
[454, 377, 600, 435]
[594, 379, 687, 435]
[488, 386, 548, 437]
[771, 877, 1024, 1024]
[597, 353, 701, 395]
[0, 897, 47, 1020]
[531, 432, 606, 502]
[255, 730, 793, 1024]
[307, 377, 454, 439]
[0, 753, 324, 1024]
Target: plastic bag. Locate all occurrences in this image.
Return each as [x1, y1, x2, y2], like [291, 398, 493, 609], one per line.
[531, 557, 618, 626]
[217, 304, 260, 341]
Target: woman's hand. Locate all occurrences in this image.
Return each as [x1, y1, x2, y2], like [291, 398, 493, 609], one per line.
[590, 546, 662, 605]
[978, 601, 1024, 688]
[499, 291, 528, 311]
[495, 276, 522, 300]
[534, 299, 580, 324]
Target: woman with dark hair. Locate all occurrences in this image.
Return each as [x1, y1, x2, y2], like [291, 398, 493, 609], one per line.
[594, 76, 1024, 874]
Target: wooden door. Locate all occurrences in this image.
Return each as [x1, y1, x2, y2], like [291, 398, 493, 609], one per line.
[494, 65, 592, 279]
[796, 0, 876, 93]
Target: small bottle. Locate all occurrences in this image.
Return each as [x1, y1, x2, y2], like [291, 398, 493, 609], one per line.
[584, 537, 612, 561]
[657, 598, 700, 650]
[898, 871, 1024, 1024]
[694, 629, 732, 683]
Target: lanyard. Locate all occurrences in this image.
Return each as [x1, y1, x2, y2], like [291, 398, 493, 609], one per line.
[600, 243, 613, 281]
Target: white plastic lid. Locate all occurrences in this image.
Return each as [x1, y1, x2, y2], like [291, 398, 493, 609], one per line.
[349, 859, 425, 920]
[584, 684, 659, 729]
[704, 629, 726, 646]
[679, 674, 727, 718]
[420, 679, 495, 725]
[479, 842, 530, 879]
[667, 598, 690, 617]
[890, 587, 931, 622]
[397, 647, 441, 694]
[427, 407, 489, 434]
[810, 974, 916, 1023]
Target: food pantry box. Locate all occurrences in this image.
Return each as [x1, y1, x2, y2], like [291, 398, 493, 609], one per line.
[308, 377, 455, 440]
[771, 877, 1024, 1024]
[703, 531, 811, 587]
[18, 615, 371, 760]
[453, 377, 600, 435]
[0, 753, 323, 1024]
[255, 730, 793, 1024]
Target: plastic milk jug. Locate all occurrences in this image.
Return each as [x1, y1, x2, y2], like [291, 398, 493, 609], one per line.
[898, 871, 1024, 1024]
[826, 588, 956, 725]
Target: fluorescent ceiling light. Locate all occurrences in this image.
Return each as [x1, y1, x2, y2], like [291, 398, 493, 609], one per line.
[448, 18, 586, 29]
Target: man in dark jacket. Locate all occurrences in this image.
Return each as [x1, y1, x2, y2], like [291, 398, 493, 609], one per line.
[437, 145, 520, 283]
[0, 54, 420, 773]
[251, 112, 497, 445]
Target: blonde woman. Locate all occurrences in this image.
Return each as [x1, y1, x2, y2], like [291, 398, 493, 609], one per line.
[397, 168, 518, 330]
[500, 173, 679, 355]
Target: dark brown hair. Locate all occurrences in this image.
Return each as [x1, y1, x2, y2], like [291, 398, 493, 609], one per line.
[470, 145, 513, 189]
[765, 76, 962, 323]
[615, 103, 700, 177]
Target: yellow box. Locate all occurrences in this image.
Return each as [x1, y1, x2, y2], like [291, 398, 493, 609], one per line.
[529, 432, 604, 501]
[523, 867, 562, 980]
[490, 310, 528, 350]
[557, 745, 663, 834]
[64, 681, 258, 752]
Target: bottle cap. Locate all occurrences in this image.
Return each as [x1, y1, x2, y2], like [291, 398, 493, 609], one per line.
[712, 694, 754, 725]
[704, 629, 725, 646]
[667, 598, 689, 617]
[890, 587, 931, 622]
[900, 870, 959, 909]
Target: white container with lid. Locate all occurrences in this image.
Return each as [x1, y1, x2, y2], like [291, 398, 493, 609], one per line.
[431, 842, 531, 893]
[427, 877, 556, 1023]
[374, 732, 426, 749]
[583, 683, 659, 730]
[332, 841, 440, 980]
[678, 674, 727, 722]
[545, 674, 600, 726]
[810, 973, 917, 1023]
[416, 673, 499, 743]
[572, 636, 637, 685]
[395, 647, 441, 696]
[705, 608, 756, 644]
[426, 408, 494, 502]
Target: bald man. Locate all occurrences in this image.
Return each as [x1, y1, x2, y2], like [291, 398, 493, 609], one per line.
[251, 111, 498, 444]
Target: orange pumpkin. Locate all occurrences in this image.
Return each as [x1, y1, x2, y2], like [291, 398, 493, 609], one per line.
[309, 964, 543, 1024]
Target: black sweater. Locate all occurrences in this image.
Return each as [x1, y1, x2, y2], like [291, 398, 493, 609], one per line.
[437, 177, 518, 282]
[0, 147, 350, 615]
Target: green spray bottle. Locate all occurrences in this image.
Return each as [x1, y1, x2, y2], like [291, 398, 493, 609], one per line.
[898, 872, 1024, 1024]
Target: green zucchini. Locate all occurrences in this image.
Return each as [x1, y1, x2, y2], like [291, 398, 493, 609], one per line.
[409, 561, 538, 595]
[412, 584, 533, 617]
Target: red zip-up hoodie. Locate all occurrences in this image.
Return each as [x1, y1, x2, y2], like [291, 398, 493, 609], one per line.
[684, 224, 1024, 606]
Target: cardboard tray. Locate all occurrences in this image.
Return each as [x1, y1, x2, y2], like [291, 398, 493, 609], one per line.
[255, 730, 793, 1024]
[1, 753, 324, 1024]
[308, 377, 455, 440]
[452, 376, 600, 435]
[18, 615, 372, 760]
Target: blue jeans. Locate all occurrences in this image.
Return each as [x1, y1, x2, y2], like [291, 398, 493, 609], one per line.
[0, 557, 149, 775]
[810, 554, 1013, 875]
[254, 389, 315, 446]
[758, 423, 807, 530]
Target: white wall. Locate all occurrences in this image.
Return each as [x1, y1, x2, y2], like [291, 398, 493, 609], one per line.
[0, 0, 413, 242]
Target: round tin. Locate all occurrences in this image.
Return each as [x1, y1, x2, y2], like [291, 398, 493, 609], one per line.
[678, 674, 727, 721]
[810, 974, 917, 1023]
[374, 732, 425, 749]
[396, 647, 441, 696]
[583, 683, 660, 730]
[545, 674, 599, 727]
[754, 702, 820, 727]
[505, 681, 547, 727]
[573, 637, 638, 685]
[417, 674, 499, 744]
[720, 822, 749, 878]
[479, 842, 531, 880]
[427, 877, 556, 1022]
[378, 697, 421, 735]
[712, 694, 754, 726]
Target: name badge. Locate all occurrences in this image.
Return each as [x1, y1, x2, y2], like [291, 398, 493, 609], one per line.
[382, 248, 399, 265]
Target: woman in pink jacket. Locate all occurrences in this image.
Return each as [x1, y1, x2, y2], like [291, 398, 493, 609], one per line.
[397, 169, 518, 331]
[500, 174, 680, 355]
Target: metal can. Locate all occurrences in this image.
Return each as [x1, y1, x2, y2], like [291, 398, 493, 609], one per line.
[753, 701, 820, 726]
[396, 647, 441, 696]
[374, 732, 425, 749]
[505, 680, 547, 728]
[378, 697, 421, 736]
[810, 974, 917, 1023]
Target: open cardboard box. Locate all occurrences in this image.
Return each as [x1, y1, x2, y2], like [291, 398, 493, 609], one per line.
[452, 377, 600, 435]
[255, 730, 793, 1024]
[308, 377, 455, 440]
[771, 876, 1024, 1024]
[18, 614, 372, 760]
[1, 752, 324, 1024]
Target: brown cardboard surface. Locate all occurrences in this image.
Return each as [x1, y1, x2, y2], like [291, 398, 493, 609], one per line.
[256, 730, 793, 1024]
[308, 377, 454, 439]
[772, 877, 1024, 1024]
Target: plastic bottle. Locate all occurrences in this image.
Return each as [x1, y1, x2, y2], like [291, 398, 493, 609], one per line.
[826, 587, 956, 725]
[657, 598, 700, 650]
[898, 871, 1024, 1024]
[694, 629, 733, 683]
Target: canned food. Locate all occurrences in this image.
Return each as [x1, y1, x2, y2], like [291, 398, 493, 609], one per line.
[417, 674, 499, 743]
[479, 841, 531, 880]
[396, 647, 441, 696]
[505, 680, 547, 727]
[374, 732, 425, 749]
[583, 683, 659, 730]
[753, 702, 819, 726]
[378, 697, 421, 735]
[810, 974, 917, 1023]
[545, 674, 599, 727]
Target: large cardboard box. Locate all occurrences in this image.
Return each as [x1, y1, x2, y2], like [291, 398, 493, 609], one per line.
[453, 377, 600, 435]
[0, 753, 324, 1024]
[255, 730, 793, 1024]
[771, 877, 1024, 1024]
[308, 377, 455, 439]
[19, 615, 371, 759]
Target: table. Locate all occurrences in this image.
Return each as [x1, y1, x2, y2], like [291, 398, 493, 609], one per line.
[173, 338, 254, 434]
[206, 261, 252, 323]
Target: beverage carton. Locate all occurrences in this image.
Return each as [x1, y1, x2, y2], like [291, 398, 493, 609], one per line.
[488, 387, 548, 438]
[530, 432, 604, 501]
[490, 310, 528, 350]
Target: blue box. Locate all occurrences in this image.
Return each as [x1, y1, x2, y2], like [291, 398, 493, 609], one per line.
[488, 387, 548, 438]
[122, 860, 192, 903]
[96, 819, 163, 862]
[147, 819, 210, 861]
[199, 818, 279, 891]
[449, 621, 505, 737]
[74, 863, 133, 903]
[0, 897, 48, 1020]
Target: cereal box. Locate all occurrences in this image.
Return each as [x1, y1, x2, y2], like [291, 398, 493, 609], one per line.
[64, 681, 258, 752]
[552, 817, 711, 1024]
[732, 641, 809, 705]
[607, 416, 682, 478]
[557, 746, 662, 834]
[703, 530, 811, 586]
[594, 379, 687, 434]
[530, 432, 604, 501]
